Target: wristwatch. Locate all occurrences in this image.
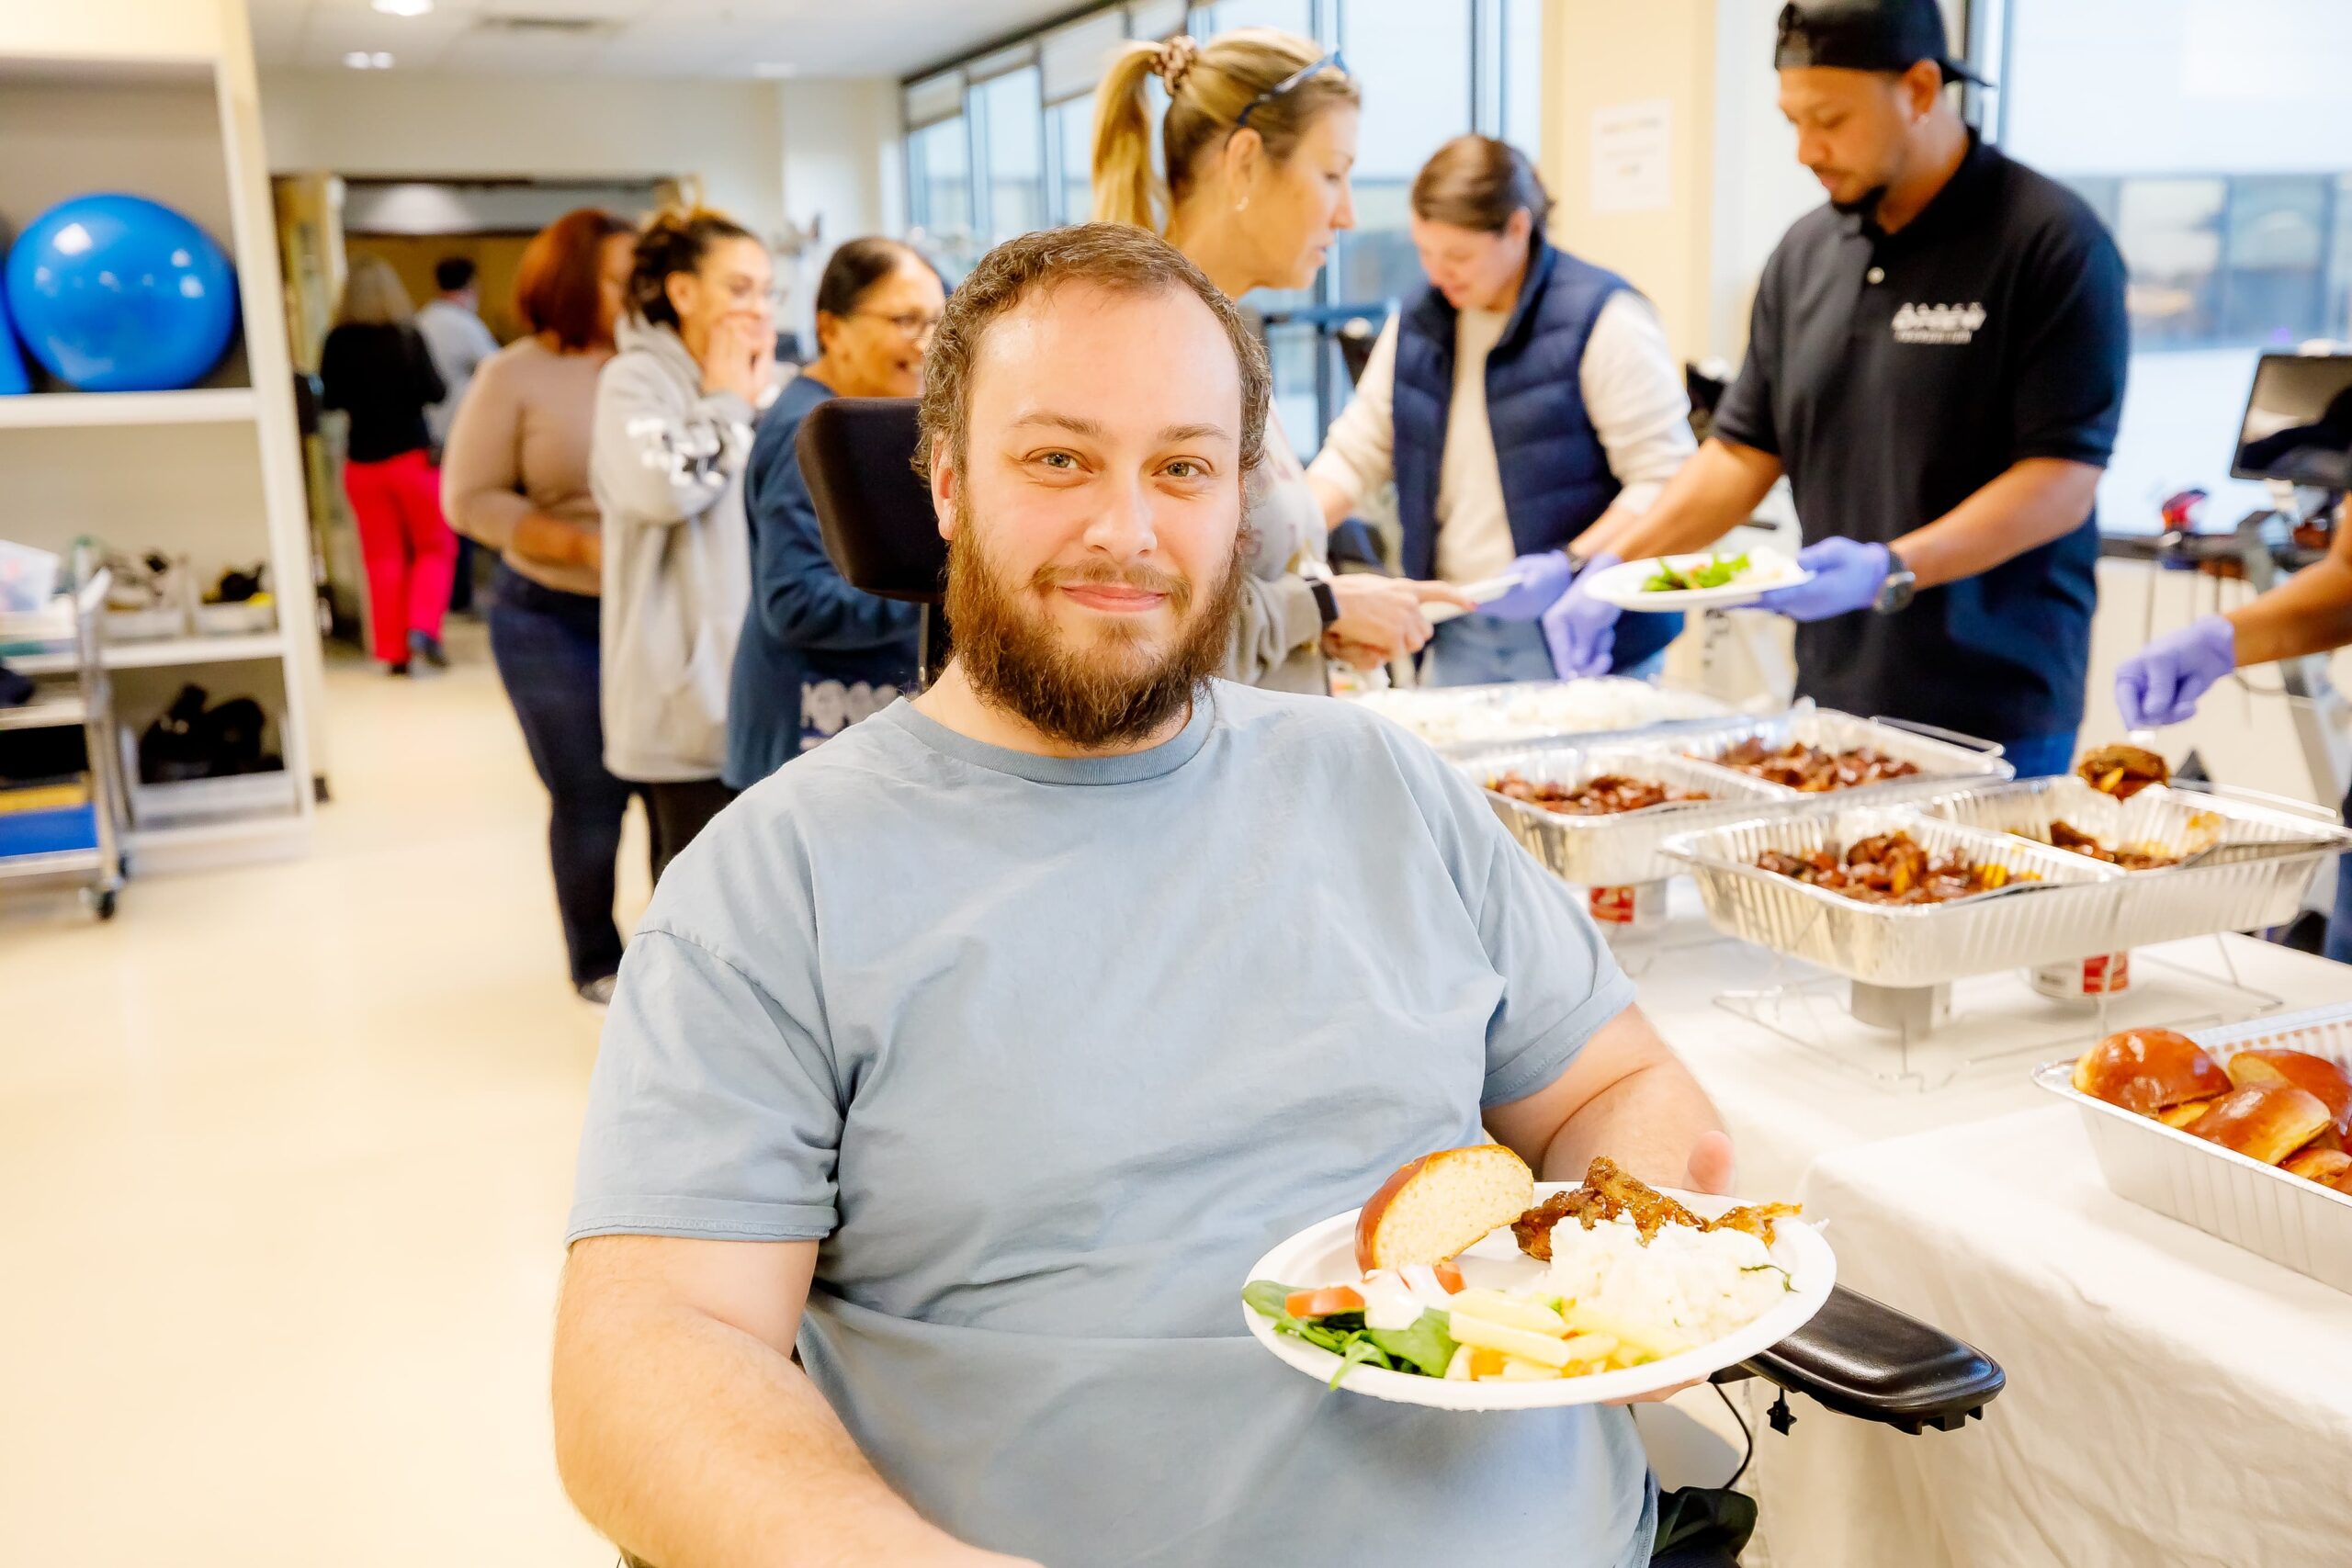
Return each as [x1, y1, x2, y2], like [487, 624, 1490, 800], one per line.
[1308, 578, 1340, 626]
[1872, 563, 1917, 615]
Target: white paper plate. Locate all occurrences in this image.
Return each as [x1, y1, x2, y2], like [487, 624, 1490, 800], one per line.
[1419, 572, 1521, 626]
[1582, 547, 1811, 613]
[1238, 1183, 1834, 1409]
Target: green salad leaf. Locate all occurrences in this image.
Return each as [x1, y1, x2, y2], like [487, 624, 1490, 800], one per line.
[1243, 1280, 1459, 1386]
[1643, 552, 1752, 592]
[1366, 1310, 1459, 1378]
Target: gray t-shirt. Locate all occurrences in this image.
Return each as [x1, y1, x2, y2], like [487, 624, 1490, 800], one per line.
[570, 682, 1652, 1566]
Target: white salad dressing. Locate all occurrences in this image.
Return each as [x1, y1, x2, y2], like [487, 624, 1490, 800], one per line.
[1357, 1265, 1462, 1329]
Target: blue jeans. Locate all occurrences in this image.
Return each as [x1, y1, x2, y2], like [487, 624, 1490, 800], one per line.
[1424, 612, 1666, 686]
[1995, 729, 2077, 780]
[486, 564, 639, 987]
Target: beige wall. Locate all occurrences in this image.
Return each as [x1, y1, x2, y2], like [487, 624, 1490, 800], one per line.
[0, 0, 222, 60]
[256, 67, 792, 238]
[1541, 0, 1720, 367]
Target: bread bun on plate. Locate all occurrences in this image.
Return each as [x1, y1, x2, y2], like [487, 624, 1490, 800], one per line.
[2224, 1049, 2352, 1139]
[1354, 1144, 1534, 1272]
[2073, 1029, 2230, 1113]
[2183, 1085, 2333, 1167]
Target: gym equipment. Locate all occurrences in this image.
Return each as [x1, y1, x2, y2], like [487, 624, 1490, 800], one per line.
[3, 193, 239, 392]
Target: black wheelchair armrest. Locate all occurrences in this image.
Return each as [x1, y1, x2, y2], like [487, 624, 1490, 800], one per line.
[1717, 1284, 2005, 1435]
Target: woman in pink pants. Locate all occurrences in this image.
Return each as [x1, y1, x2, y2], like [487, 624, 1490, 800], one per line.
[321, 257, 459, 673]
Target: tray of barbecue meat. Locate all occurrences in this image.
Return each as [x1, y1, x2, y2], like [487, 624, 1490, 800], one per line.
[1659, 806, 2124, 987]
[1464, 744, 1797, 889]
[1924, 775, 2352, 947]
[1645, 705, 2012, 807]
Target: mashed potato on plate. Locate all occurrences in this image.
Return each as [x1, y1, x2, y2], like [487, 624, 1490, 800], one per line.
[1543, 1214, 1799, 1350]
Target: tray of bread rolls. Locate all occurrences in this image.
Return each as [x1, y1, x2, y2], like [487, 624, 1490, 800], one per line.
[1348, 678, 1736, 756]
[1659, 807, 2126, 988]
[1648, 706, 2015, 810]
[1460, 744, 1798, 888]
[1925, 776, 2352, 947]
[2039, 1015, 2352, 1292]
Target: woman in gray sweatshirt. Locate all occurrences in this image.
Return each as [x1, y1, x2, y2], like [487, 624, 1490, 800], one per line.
[590, 206, 774, 877]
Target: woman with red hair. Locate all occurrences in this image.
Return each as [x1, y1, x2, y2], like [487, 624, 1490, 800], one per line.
[442, 207, 639, 1003]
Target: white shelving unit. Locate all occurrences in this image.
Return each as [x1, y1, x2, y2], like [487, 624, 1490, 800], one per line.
[6, 631, 285, 678]
[0, 387, 259, 429]
[0, 6, 322, 877]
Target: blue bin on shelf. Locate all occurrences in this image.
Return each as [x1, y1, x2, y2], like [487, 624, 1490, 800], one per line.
[0, 800, 98, 858]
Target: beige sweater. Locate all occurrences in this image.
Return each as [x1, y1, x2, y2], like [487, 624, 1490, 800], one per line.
[1225, 411, 1329, 695]
[440, 335, 609, 598]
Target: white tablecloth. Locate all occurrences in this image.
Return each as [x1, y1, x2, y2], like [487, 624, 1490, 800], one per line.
[1748, 1106, 2352, 1568]
[1615, 893, 2352, 1565]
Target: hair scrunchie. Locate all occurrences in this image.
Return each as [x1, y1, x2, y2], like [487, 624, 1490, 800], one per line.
[1153, 35, 1201, 94]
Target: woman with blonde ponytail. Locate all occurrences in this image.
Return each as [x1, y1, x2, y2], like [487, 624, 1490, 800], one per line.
[1091, 28, 1470, 693]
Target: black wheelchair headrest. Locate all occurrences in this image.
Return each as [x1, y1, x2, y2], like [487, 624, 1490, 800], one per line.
[794, 396, 946, 605]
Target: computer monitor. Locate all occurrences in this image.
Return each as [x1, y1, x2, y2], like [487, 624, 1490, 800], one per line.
[2231, 351, 2352, 490]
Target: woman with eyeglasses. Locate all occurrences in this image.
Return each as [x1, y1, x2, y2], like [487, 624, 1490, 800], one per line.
[1093, 29, 1472, 692]
[724, 238, 945, 788]
[591, 204, 775, 878]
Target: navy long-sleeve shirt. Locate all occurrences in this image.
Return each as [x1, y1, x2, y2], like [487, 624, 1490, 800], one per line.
[723, 373, 922, 789]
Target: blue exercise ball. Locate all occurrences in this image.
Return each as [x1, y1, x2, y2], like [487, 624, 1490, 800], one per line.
[4, 193, 239, 392]
[0, 265, 28, 396]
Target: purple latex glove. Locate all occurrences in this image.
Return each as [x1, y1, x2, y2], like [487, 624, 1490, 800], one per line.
[1751, 537, 1893, 622]
[1541, 553, 1622, 678]
[1477, 550, 1575, 621]
[2115, 615, 2236, 728]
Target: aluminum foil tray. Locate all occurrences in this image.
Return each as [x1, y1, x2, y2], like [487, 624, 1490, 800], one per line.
[1651, 707, 2013, 807]
[2035, 1004, 2352, 1292]
[1661, 806, 2125, 988]
[1462, 744, 1796, 889]
[1346, 678, 1733, 755]
[1927, 777, 2352, 947]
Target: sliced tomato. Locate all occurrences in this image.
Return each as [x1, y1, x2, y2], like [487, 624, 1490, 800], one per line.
[1284, 1286, 1366, 1318]
[1431, 1262, 1466, 1293]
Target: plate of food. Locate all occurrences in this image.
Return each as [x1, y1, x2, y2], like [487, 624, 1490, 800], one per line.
[1239, 1145, 1832, 1409]
[1581, 547, 1811, 613]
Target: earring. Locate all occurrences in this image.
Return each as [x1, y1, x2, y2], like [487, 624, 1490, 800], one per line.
[1237, 193, 1250, 214]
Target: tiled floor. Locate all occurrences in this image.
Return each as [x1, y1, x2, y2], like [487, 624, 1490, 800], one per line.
[2, 624, 619, 1564]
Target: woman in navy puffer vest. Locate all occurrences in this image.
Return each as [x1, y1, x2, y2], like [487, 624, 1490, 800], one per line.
[1308, 136, 1696, 683]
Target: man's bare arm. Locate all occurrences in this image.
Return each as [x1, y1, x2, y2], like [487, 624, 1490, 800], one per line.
[1483, 1004, 1733, 1194]
[1575, 439, 1783, 564]
[2224, 515, 2352, 666]
[551, 1235, 1037, 1568]
[1888, 457, 2103, 589]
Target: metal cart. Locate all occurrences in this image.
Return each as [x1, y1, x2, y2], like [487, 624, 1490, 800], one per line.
[0, 567, 128, 919]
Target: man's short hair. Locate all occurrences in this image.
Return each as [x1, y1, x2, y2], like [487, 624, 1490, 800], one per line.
[914, 223, 1271, 484]
[434, 256, 477, 294]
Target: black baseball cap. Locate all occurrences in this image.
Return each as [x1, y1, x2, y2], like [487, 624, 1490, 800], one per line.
[1774, 0, 1988, 87]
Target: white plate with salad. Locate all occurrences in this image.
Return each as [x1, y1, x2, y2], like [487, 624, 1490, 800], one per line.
[1581, 546, 1811, 613]
[1240, 1145, 1834, 1410]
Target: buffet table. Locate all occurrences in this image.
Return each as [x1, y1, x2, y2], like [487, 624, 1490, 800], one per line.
[1381, 680, 2352, 1563]
[1750, 1107, 2352, 1568]
[1624, 889, 2352, 1192]
[1622, 897, 2352, 1568]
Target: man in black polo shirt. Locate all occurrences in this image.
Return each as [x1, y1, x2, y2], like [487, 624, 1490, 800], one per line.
[1555, 0, 2129, 776]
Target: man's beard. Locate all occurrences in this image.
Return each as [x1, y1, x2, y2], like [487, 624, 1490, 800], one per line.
[1831, 182, 1890, 220]
[942, 500, 1243, 750]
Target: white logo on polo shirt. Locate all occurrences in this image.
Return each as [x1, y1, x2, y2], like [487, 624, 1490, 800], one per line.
[1892, 301, 1987, 345]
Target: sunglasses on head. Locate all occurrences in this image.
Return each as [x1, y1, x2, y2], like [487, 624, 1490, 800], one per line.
[1235, 50, 1349, 131]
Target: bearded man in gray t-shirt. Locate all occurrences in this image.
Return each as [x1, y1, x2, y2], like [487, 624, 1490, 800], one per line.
[552, 223, 1736, 1568]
